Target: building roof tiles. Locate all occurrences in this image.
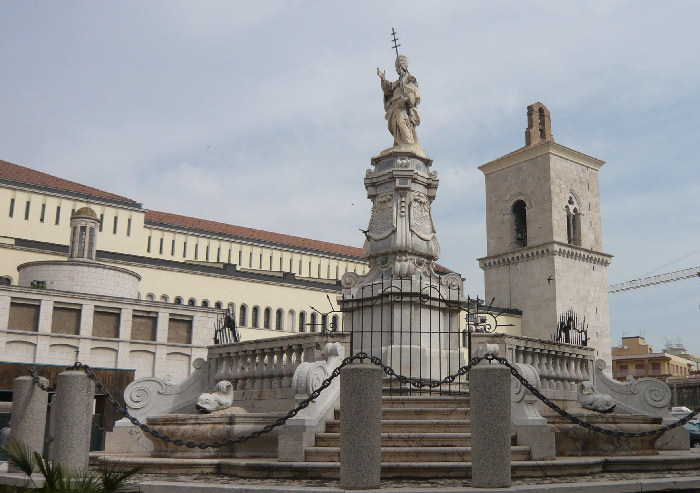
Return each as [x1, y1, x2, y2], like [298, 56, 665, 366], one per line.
[0, 159, 138, 204]
[145, 209, 365, 258]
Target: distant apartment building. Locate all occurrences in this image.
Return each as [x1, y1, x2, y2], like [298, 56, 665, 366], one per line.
[612, 336, 700, 381]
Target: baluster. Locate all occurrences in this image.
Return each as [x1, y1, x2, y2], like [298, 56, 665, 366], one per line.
[581, 357, 591, 382]
[229, 351, 240, 390]
[533, 349, 547, 390]
[243, 349, 255, 390]
[213, 353, 224, 382]
[561, 352, 573, 391]
[260, 347, 275, 389]
[514, 345, 524, 364]
[271, 346, 285, 389]
[252, 348, 265, 390]
[550, 353, 562, 390]
[281, 345, 295, 388]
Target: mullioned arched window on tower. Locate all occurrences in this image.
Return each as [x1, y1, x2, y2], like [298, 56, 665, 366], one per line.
[565, 196, 582, 246]
[511, 200, 527, 249]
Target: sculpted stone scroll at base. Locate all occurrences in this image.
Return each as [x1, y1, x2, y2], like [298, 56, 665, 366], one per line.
[592, 359, 675, 422]
[124, 358, 209, 421]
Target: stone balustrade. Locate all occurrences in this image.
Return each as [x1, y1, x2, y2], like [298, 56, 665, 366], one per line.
[208, 332, 351, 413]
[471, 332, 595, 402]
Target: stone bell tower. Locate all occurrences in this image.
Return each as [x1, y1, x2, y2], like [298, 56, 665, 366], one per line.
[339, 54, 464, 380]
[477, 103, 612, 366]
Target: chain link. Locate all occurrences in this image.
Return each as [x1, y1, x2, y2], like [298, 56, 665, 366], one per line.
[29, 367, 56, 392]
[493, 355, 700, 438]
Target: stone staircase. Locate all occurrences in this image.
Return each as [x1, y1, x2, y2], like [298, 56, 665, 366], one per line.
[305, 393, 531, 464]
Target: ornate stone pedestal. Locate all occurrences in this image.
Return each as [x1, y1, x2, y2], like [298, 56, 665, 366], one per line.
[340, 147, 465, 381]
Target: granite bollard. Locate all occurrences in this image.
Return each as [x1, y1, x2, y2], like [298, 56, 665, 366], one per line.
[51, 370, 95, 473]
[9, 376, 49, 458]
[470, 360, 512, 488]
[339, 362, 382, 490]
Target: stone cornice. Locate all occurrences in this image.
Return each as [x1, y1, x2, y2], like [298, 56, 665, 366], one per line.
[478, 241, 613, 270]
[478, 141, 605, 175]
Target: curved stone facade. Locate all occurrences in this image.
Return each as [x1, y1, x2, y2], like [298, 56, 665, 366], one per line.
[18, 261, 141, 298]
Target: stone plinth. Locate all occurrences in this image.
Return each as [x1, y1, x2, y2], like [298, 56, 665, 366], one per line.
[9, 376, 49, 457]
[339, 362, 382, 490]
[470, 361, 512, 488]
[51, 370, 95, 473]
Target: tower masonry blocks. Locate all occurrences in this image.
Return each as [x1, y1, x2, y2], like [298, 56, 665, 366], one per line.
[478, 104, 612, 367]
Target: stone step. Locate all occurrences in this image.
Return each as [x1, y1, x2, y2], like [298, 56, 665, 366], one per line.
[325, 419, 471, 433]
[333, 407, 470, 420]
[380, 395, 470, 408]
[305, 445, 531, 462]
[315, 431, 517, 447]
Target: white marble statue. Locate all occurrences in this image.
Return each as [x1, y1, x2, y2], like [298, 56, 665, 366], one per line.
[195, 380, 234, 413]
[377, 54, 421, 147]
[577, 381, 616, 413]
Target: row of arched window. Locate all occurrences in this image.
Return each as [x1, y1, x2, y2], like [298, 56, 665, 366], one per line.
[139, 293, 340, 332]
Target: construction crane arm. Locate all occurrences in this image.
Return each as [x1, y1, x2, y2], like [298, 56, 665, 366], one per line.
[608, 266, 700, 293]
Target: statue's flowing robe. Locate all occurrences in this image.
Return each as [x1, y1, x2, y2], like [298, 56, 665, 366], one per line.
[381, 73, 420, 147]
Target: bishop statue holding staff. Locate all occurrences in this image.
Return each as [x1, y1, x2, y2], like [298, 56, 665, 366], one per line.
[377, 53, 421, 148]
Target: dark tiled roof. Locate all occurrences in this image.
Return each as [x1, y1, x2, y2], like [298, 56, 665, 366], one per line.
[0, 159, 138, 204]
[145, 210, 365, 258]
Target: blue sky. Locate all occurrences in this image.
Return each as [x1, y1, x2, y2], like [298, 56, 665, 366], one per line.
[1, 1, 698, 353]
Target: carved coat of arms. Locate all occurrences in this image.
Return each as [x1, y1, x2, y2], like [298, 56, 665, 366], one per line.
[409, 192, 436, 240]
[366, 192, 396, 240]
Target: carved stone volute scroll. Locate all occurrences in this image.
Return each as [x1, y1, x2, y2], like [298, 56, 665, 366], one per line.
[292, 342, 345, 399]
[592, 359, 675, 422]
[510, 362, 547, 425]
[124, 358, 209, 421]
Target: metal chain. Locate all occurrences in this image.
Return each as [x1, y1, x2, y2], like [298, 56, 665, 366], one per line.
[30, 355, 699, 445]
[493, 355, 700, 438]
[29, 367, 56, 392]
[51, 355, 482, 449]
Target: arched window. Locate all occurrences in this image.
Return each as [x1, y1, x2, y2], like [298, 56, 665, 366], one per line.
[252, 306, 260, 328]
[239, 304, 248, 327]
[511, 200, 527, 249]
[174, 296, 184, 305]
[566, 196, 582, 246]
[275, 309, 284, 330]
[187, 298, 196, 306]
[331, 315, 340, 331]
[0, 276, 11, 286]
[145, 293, 155, 301]
[321, 314, 328, 332]
[310, 313, 318, 333]
[263, 307, 272, 329]
[299, 311, 307, 333]
[214, 301, 223, 309]
[201, 299, 210, 307]
[227, 302, 235, 314]
[287, 310, 296, 331]
[160, 294, 169, 303]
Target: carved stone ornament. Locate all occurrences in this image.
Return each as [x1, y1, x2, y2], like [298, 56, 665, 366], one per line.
[367, 192, 396, 240]
[592, 359, 674, 421]
[577, 381, 616, 413]
[195, 380, 235, 413]
[341, 271, 362, 289]
[409, 192, 436, 241]
[292, 342, 344, 397]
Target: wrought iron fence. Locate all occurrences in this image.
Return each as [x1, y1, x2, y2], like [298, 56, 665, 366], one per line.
[339, 273, 466, 395]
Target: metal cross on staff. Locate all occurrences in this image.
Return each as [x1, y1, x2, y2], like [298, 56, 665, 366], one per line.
[390, 27, 413, 118]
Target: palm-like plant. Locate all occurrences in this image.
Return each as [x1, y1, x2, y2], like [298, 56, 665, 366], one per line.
[1, 440, 142, 492]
